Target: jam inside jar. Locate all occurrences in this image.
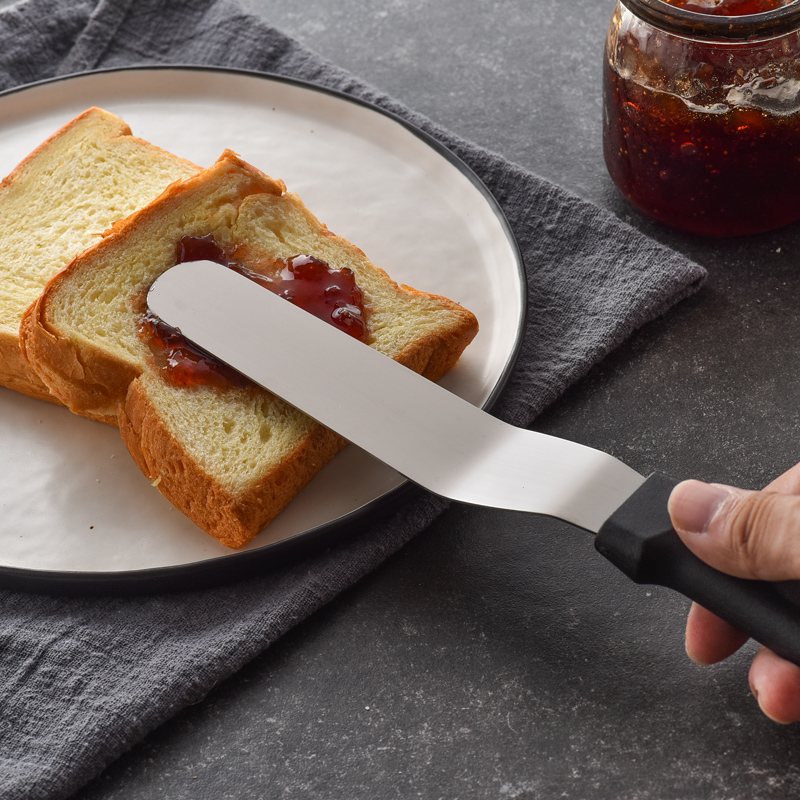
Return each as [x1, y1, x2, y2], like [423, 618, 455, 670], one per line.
[603, 0, 800, 235]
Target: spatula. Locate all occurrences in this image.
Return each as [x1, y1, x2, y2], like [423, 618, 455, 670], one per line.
[148, 260, 800, 665]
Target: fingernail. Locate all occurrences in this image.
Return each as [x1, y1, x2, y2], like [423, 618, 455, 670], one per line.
[669, 480, 733, 535]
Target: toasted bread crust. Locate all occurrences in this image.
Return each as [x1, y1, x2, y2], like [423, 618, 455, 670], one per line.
[0, 329, 55, 402]
[22, 150, 479, 548]
[119, 378, 347, 549]
[19, 302, 134, 424]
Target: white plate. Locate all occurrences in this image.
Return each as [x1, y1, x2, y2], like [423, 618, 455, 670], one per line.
[0, 67, 524, 590]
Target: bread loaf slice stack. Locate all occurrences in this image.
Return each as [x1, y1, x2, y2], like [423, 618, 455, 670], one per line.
[0, 107, 199, 403]
[21, 150, 479, 548]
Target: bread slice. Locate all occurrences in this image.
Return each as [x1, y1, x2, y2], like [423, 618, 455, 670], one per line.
[0, 107, 198, 402]
[21, 151, 479, 548]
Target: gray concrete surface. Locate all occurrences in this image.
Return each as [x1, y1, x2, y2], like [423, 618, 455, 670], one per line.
[6, 1, 800, 798]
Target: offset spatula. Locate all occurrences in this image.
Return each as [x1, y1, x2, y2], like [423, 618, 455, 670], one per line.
[149, 260, 800, 665]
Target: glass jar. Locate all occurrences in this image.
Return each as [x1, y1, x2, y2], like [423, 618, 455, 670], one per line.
[603, 0, 800, 236]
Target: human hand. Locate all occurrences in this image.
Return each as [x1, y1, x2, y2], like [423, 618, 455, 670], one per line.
[668, 463, 800, 724]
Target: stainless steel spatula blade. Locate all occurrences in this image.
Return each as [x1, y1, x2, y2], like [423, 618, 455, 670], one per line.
[148, 260, 800, 666]
[149, 261, 643, 533]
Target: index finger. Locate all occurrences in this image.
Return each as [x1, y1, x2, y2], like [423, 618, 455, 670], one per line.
[686, 601, 749, 665]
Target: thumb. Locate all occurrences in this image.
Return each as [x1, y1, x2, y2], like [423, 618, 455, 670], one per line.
[668, 480, 800, 581]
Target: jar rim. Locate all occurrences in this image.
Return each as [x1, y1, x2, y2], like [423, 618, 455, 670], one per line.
[620, 0, 800, 40]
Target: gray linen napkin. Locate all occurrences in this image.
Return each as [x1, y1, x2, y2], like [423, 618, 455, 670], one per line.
[0, 1, 706, 798]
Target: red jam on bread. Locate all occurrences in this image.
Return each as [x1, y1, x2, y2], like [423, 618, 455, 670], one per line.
[139, 235, 368, 389]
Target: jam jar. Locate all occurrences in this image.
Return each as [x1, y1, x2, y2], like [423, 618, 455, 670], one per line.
[603, 0, 800, 235]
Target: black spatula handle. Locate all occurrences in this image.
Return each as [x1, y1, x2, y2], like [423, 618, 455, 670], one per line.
[596, 473, 800, 666]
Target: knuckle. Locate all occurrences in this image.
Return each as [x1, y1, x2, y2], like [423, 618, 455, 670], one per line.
[722, 492, 799, 578]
